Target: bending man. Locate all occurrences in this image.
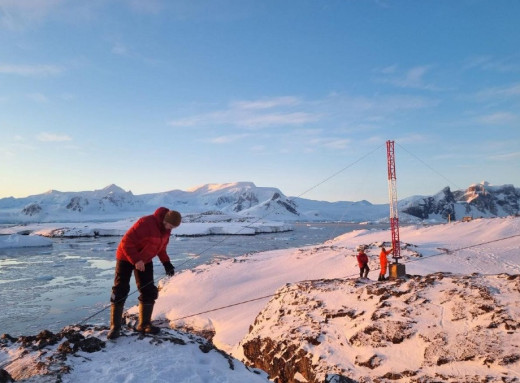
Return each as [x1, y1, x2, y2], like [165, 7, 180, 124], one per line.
[107, 207, 181, 339]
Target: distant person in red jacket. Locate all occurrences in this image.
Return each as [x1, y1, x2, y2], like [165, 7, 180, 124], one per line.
[357, 247, 370, 279]
[378, 246, 393, 281]
[107, 207, 182, 340]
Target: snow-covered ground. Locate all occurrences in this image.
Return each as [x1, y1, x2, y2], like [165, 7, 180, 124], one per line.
[1, 216, 519, 382]
[150, 216, 520, 354]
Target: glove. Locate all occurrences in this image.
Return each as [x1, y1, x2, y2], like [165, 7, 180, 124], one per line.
[163, 261, 175, 277]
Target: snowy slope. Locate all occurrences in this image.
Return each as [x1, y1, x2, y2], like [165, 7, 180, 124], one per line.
[1, 217, 519, 382]
[0, 327, 270, 383]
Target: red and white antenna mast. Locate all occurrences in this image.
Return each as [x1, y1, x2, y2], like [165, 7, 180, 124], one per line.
[386, 140, 401, 261]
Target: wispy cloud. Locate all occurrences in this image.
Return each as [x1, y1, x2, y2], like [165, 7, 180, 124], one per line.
[37, 132, 72, 142]
[238, 112, 318, 128]
[399, 66, 431, 87]
[169, 96, 320, 129]
[127, 0, 164, 14]
[374, 65, 444, 91]
[379, 64, 398, 74]
[231, 96, 301, 110]
[26, 93, 49, 103]
[60, 93, 76, 101]
[167, 93, 439, 154]
[464, 55, 520, 73]
[488, 151, 520, 161]
[0, 0, 115, 31]
[169, 93, 437, 132]
[208, 134, 250, 144]
[394, 134, 431, 144]
[1, 0, 251, 30]
[111, 42, 128, 56]
[474, 83, 520, 101]
[105, 36, 161, 66]
[475, 112, 517, 125]
[0, 64, 63, 76]
[0, 0, 65, 30]
[250, 144, 265, 153]
[309, 138, 351, 150]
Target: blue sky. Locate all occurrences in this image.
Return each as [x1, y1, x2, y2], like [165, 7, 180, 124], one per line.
[1, 0, 519, 204]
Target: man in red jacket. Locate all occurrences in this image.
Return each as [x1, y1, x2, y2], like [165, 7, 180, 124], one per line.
[107, 207, 182, 339]
[356, 247, 370, 279]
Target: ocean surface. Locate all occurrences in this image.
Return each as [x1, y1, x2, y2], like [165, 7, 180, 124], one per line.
[0, 222, 388, 336]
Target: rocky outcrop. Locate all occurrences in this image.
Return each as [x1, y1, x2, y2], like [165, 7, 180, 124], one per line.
[17, 185, 142, 220]
[403, 182, 520, 220]
[0, 326, 106, 381]
[240, 273, 520, 383]
[21, 203, 42, 216]
[267, 192, 299, 216]
[66, 196, 89, 212]
[233, 191, 260, 212]
[0, 324, 260, 382]
[402, 186, 456, 220]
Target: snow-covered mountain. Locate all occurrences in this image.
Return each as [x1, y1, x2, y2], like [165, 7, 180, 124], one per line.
[0, 181, 518, 224]
[401, 181, 520, 221]
[0, 184, 142, 223]
[0, 182, 387, 223]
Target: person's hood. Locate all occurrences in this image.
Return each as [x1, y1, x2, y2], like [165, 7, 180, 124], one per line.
[153, 207, 170, 232]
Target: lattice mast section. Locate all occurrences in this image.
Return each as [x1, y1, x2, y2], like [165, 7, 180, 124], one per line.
[386, 140, 401, 261]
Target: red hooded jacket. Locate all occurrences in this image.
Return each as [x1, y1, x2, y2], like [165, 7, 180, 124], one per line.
[357, 251, 368, 268]
[116, 207, 172, 265]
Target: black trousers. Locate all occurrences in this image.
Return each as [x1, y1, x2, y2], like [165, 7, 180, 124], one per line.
[110, 260, 158, 304]
[359, 264, 370, 278]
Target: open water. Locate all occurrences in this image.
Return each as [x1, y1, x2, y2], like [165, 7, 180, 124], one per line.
[0, 223, 387, 336]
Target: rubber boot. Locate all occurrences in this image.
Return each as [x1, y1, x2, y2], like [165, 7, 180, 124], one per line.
[363, 269, 369, 279]
[135, 303, 160, 335]
[107, 302, 125, 339]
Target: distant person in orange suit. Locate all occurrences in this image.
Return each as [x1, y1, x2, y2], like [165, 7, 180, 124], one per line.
[378, 246, 393, 281]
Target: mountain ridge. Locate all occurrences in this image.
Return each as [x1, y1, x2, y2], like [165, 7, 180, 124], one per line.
[401, 181, 520, 221]
[0, 181, 518, 224]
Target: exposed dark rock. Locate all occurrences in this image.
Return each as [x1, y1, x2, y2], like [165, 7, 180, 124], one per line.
[499, 354, 520, 365]
[243, 337, 318, 383]
[77, 337, 105, 353]
[0, 369, 14, 383]
[21, 203, 42, 216]
[1, 324, 240, 382]
[403, 183, 520, 220]
[241, 273, 520, 383]
[325, 374, 357, 383]
[403, 186, 456, 220]
[355, 354, 382, 369]
[234, 192, 260, 212]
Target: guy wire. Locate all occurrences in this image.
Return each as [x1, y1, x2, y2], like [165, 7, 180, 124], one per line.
[78, 143, 386, 326]
[170, 233, 520, 322]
